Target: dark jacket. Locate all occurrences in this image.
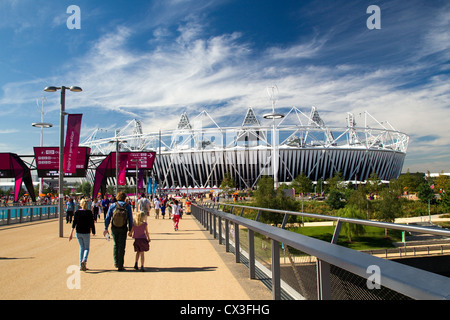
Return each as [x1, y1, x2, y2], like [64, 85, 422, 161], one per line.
[72, 209, 96, 234]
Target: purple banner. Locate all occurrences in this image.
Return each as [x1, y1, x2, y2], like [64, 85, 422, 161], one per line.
[118, 153, 128, 185]
[138, 169, 144, 189]
[64, 114, 82, 174]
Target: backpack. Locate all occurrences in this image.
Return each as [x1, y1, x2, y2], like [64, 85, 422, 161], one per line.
[112, 202, 128, 227]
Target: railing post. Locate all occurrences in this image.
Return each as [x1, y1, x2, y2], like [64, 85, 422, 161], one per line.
[235, 222, 240, 263]
[332, 219, 342, 244]
[317, 259, 332, 300]
[249, 229, 255, 279]
[209, 212, 213, 235]
[213, 212, 217, 239]
[255, 210, 261, 221]
[225, 220, 230, 252]
[218, 216, 222, 244]
[271, 239, 281, 300]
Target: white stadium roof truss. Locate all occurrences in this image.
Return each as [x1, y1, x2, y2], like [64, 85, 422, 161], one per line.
[81, 106, 409, 190]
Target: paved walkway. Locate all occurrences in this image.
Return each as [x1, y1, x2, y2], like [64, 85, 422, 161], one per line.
[0, 212, 271, 300]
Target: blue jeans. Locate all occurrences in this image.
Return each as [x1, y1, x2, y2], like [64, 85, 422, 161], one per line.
[76, 233, 90, 264]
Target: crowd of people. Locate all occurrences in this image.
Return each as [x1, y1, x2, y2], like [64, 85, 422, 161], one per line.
[68, 192, 192, 272]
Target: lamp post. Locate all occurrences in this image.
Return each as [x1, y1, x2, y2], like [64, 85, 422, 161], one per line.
[263, 86, 284, 189]
[131, 159, 141, 210]
[32, 97, 53, 197]
[109, 130, 127, 196]
[44, 86, 82, 238]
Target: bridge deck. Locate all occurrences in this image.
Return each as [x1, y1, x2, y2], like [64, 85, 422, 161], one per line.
[0, 212, 271, 300]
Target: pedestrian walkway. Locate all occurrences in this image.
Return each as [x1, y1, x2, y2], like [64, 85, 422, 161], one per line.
[0, 212, 271, 300]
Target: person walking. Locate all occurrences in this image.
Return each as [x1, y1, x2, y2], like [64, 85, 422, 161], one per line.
[69, 199, 96, 271]
[154, 197, 160, 219]
[138, 193, 151, 218]
[65, 197, 75, 223]
[101, 195, 110, 220]
[92, 197, 100, 222]
[160, 199, 166, 219]
[128, 211, 150, 271]
[172, 199, 181, 231]
[103, 192, 133, 271]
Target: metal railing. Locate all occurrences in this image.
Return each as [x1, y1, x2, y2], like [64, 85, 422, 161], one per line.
[0, 205, 58, 225]
[191, 202, 450, 300]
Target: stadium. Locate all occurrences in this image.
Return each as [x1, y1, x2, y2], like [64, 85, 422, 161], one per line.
[81, 101, 409, 191]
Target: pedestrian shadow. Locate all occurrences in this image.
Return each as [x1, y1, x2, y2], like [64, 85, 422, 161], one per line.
[84, 269, 116, 274]
[0, 256, 34, 260]
[145, 266, 217, 273]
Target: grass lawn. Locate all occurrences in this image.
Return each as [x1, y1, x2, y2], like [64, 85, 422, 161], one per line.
[286, 225, 403, 251]
[237, 224, 403, 264]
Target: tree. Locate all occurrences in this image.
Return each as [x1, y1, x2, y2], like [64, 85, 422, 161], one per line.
[291, 172, 313, 195]
[220, 172, 235, 196]
[366, 172, 383, 195]
[254, 176, 276, 209]
[326, 189, 345, 210]
[435, 172, 449, 194]
[325, 172, 344, 193]
[77, 181, 92, 197]
[337, 206, 366, 242]
[254, 176, 298, 225]
[376, 187, 402, 224]
[417, 183, 434, 204]
[347, 184, 373, 219]
[441, 192, 450, 213]
[397, 169, 426, 193]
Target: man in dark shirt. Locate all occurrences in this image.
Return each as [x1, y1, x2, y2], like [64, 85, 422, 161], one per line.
[101, 195, 110, 220]
[103, 192, 133, 271]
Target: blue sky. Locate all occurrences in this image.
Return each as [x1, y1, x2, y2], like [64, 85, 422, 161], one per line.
[0, 0, 449, 173]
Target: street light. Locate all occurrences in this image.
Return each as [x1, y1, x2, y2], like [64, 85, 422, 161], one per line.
[109, 130, 127, 196]
[44, 85, 82, 237]
[32, 97, 53, 197]
[263, 86, 284, 189]
[131, 159, 141, 211]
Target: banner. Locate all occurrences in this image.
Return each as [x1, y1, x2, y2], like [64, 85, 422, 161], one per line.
[147, 178, 152, 195]
[63, 114, 82, 174]
[138, 169, 144, 189]
[118, 153, 128, 185]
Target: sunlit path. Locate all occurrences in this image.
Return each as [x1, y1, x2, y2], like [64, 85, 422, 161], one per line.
[0, 213, 271, 300]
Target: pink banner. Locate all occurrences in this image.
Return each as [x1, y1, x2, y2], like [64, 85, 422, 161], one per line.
[118, 153, 128, 185]
[64, 114, 83, 174]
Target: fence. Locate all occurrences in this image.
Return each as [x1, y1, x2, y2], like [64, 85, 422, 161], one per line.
[0, 205, 58, 225]
[191, 202, 450, 300]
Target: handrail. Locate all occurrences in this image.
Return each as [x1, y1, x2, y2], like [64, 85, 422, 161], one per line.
[0, 204, 58, 225]
[192, 203, 450, 300]
[213, 202, 450, 238]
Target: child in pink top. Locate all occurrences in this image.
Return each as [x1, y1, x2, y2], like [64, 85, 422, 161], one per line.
[128, 211, 150, 271]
